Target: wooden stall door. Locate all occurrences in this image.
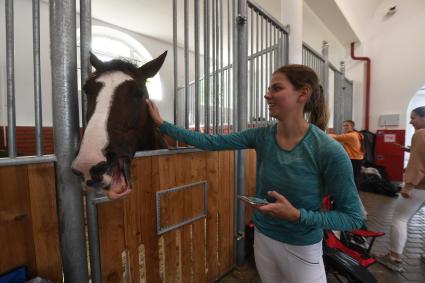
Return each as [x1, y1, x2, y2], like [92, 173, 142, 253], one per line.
[0, 163, 62, 282]
[98, 151, 235, 283]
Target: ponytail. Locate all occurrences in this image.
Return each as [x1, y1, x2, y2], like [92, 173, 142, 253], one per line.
[306, 84, 329, 131]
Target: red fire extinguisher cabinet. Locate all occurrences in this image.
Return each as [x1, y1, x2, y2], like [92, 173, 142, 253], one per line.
[375, 129, 405, 182]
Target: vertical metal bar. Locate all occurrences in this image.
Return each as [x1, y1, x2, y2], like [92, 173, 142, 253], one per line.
[258, 16, 264, 127]
[50, 1, 89, 282]
[249, 8, 253, 128]
[214, 0, 219, 133]
[80, 1, 101, 283]
[194, 0, 200, 131]
[321, 41, 329, 107]
[220, 0, 224, 134]
[173, 0, 178, 125]
[255, 12, 259, 128]
[204, 0, 210, 134]
[212, 0, 216, 133]
[33, 0, 43, 156]
[6, 0, 16, 157]
[184, 0, 189, 129]
[235, 0, 248, 266]
[227, 0, 231, 132]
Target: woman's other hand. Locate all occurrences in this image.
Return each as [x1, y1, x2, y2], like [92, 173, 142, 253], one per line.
[257, 191, 301, 222]
[146, 99, 164, 126]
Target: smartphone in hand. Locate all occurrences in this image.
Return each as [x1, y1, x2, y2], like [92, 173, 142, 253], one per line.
[238, 195, 269, 206]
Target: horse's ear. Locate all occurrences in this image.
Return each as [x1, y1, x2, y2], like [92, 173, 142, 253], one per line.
[138, 51, 167, 79]
[90, 52, 104, 70]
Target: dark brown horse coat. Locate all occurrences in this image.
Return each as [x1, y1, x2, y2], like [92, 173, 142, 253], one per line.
[72, 51, 167, 199]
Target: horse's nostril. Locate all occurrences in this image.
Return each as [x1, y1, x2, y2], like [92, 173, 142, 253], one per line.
[86, 179, 95, 187]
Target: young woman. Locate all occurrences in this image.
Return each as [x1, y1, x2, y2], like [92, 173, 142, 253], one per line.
[376, 106, 425, 271]
[147, 64, 363, 282]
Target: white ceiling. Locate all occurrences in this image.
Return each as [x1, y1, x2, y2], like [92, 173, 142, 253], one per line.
[84, 0, 387, 47]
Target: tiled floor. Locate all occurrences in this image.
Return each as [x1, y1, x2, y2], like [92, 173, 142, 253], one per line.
[221, 191, 425, 283]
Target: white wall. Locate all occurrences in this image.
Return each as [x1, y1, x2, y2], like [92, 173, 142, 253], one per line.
[345, 0, 425, 131]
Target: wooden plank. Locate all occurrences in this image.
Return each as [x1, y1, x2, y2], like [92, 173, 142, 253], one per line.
[205, 152, 219, 282]
[98, 199, 126, 283]
[191, 154, 207, 283]
[175, 154, 193, 283]
[157, 155, 177, 283]
[123, 161, 143, 283]
[139, 156, 161, 283]
[27, 163, 62, 282]
[0, 165, 35, 276]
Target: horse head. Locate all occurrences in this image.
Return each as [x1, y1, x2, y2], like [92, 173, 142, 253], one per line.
[71, 51, 168, 199]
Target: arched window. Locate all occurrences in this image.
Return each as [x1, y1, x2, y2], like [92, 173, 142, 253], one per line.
[77, 26, 163, 100]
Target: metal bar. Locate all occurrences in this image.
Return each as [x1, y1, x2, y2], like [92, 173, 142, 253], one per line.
[194, 0, 200, 131]
[79, 1, 101, 283]
[6, 0, 16, 157]
[214, 0, 219, 133]
[0, 155, 56, 166]
[258, 17, 265, 127]
[212, 0, 216, 133]
[50, 1, 89, 282]
[249, 8, 253, 127]
[156, 181, 208, 235]
[173, 0, 178, 125]
[184, 0, 189, 129]
[204, 0, 210, 134]
[255, 12, 259, 128]
[33, 0, 43, 156]
[80, 1, 91, 128]
[235, 0, 248, 266]
[227, 0, 231, 132]
[247, 0, 288, 34]
[220, 0, 224, 134]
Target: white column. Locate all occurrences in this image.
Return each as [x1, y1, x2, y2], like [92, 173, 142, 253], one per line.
[281, 0, 303, 64]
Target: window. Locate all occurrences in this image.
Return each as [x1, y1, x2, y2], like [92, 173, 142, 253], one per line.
[77, 25, 163, 100]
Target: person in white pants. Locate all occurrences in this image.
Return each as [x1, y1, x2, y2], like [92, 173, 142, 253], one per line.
[376, 106, 425, 271]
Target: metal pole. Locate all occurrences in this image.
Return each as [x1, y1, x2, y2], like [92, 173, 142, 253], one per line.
[184, 0, 189, 129]
[6, 0, 16, 157]
[173, 0, 178, 125]
[204, 0, 210, 134]
[80, 1, 101, 283]
[321, 40, 329, 108]
[33, 0, 44, 156]
[50, 1, 89, 282]
[194, 0, 200, 131]
[235, 0, 248, 266]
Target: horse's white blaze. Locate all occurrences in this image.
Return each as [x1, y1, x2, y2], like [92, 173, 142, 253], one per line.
[72, 71, 133, 182]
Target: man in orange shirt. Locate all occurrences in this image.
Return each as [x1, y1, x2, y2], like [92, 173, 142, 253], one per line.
[330, 120, 367, 218]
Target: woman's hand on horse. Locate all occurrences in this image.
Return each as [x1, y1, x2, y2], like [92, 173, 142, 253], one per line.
[146, 99, 164, 127]
[256, 191, 301, 222]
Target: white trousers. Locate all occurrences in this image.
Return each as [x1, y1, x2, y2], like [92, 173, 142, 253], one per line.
[254, 229, 327, 283]
[390, 188, 425, 254]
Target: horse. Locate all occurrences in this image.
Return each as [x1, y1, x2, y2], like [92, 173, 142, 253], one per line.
[71, 51, 168, 199]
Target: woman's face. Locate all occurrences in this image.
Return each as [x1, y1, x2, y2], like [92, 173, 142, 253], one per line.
[410, 111, 425, 130]
[264, 73, 307, 120]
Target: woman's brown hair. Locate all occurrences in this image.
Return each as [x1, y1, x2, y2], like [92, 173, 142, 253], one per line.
[274, 64, 329, 130]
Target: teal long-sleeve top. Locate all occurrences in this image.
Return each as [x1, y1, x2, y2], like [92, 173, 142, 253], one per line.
[159, 121, 363, 245]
